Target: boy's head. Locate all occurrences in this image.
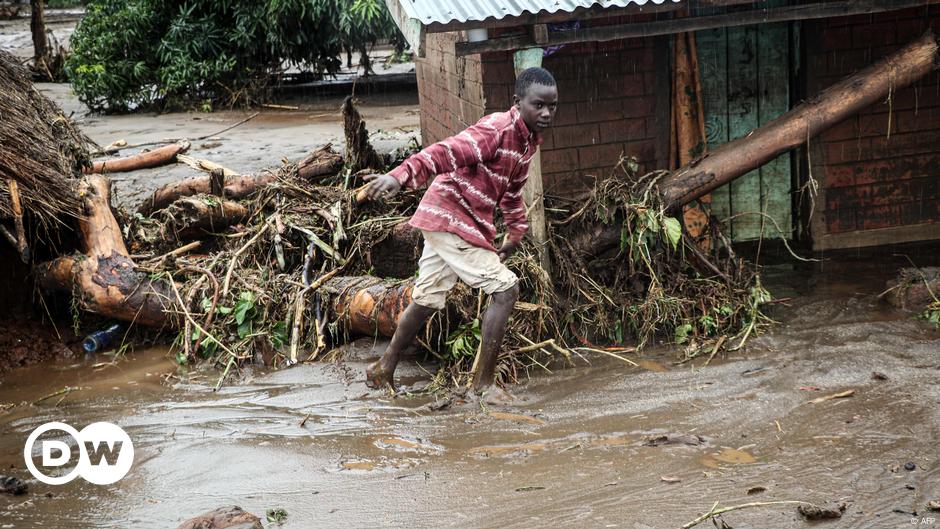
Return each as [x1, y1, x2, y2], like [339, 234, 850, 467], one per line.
[513, 67, 558, 133]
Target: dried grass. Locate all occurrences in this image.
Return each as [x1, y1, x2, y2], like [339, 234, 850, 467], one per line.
[0, 49, 91, 231]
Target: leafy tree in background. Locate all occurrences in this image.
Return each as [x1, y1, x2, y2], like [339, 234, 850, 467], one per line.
[66, 0, 405, 112]
[339, 0, 407, 75]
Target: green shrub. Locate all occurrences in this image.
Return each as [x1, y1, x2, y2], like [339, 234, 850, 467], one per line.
[67, 0, 402, 112]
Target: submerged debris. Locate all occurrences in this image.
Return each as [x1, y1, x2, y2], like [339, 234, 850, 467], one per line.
[176, 506, 262, 529]
[0, 475, 27, 495]
[797, 502, 846, 520]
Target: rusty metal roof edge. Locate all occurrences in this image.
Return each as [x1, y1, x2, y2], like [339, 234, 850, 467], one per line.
[398, 0, 683, 27]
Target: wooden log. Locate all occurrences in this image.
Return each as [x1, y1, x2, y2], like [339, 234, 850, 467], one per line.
[297, 143, 344, 181]
[176, 154, 239, 178]
[29, 0, 47, 69]
[138, 171, 278, 216]
[137, 144, 342, 215]
[154, 195, 250, 241]
[87, 142, 190, 174]
[36, 175, 174, 327]
[209, 168, 225, 197]
[323, 276, 415, 338]
[342, 97, 384, 173]
[513, 48, 552, 276]
[659, 30, 940, 211]
[6, 180, 28, 263]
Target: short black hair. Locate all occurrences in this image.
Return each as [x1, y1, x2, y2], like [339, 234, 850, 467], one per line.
[515, 67, 556, 98]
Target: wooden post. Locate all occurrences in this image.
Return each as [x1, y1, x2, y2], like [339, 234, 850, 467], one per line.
[29, 0, 48, 69]
[513, 48, 551, 276]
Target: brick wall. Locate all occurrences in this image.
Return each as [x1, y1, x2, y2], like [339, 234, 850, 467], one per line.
[480, 37, 661, 196]
[415, 32, 486, 145]
[417, 22, 662, 197]
[807, 6, 940, 249]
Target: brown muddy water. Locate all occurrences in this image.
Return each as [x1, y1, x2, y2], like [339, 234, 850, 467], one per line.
[1, 257, 938, 529]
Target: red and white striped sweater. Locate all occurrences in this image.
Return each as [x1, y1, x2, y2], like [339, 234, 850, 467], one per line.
[389, 106, 542, 252]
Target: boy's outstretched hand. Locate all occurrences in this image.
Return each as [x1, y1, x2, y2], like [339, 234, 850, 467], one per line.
[362, 174, 402, 201]
[497, 240, 519, 262]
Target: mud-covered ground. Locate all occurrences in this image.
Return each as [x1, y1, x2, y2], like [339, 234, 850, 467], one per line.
[0, 251, 938, 529]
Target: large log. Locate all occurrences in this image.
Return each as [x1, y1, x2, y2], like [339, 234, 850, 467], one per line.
[37, 175, 174, 327]
[138, 171, 278, 216]
[87, 142, 190, 174]
[297, 143, 344, 181]
[324, 276, 414, 337]
[659, 30, 940, 211]
[153, 194, 250, 241]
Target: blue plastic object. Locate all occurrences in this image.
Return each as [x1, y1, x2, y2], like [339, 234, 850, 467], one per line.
[82, 324, 122, 353]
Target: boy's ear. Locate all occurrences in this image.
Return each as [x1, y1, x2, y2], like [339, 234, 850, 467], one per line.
[512, 94, 521, 106]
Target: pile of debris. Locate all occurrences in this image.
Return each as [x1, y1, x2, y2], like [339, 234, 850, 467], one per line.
[35, 97, 769, 389]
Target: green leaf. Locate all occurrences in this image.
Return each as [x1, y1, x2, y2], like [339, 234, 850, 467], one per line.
[266, 508, 288, 523]
[237, 320, 252, 339]
[663, 217, 682, 251]
[645, 210, 660, 233]
[674, 323, 693, 344]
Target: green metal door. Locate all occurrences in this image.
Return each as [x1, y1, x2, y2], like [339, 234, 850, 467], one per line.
[696, 24, 794, 242]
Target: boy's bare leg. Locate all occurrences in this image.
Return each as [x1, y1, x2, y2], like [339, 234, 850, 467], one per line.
[471, 283, 520, 392]
[365, 301, 436, 389]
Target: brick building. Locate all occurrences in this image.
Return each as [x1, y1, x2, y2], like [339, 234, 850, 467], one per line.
[386, 0, 940, 250]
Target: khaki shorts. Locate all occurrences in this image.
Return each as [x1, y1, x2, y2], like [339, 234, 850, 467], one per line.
[411, 230, 518, 309]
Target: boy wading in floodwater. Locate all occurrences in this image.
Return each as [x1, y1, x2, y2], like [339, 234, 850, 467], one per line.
[360, 67, 558, 394]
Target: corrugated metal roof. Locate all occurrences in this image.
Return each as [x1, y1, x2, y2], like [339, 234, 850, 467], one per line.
[397, 0, 680, 26]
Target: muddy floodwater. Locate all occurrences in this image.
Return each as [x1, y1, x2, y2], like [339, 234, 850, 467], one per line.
[1, 255, 938, 529]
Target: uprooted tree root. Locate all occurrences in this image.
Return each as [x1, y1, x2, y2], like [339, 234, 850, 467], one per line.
[112, 153, 774, 389]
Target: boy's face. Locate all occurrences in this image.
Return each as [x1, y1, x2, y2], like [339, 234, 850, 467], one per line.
[514, 83, 558, 133]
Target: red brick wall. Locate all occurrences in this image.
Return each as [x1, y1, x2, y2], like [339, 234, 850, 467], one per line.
[415, 32, 485, 144]
[807, 6, 940, 248]
[479, 37, 660, 196]
[416, 22, 662, 197]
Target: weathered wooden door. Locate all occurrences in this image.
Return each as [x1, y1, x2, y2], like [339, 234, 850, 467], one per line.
[696, 24, 794, 241]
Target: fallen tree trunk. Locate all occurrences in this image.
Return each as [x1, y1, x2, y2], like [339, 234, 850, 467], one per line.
[659, 30, 940, 211]
[37, 175, 174, 327]
[138, 171, 278, 216]
[137, 144, 342, 215]
[297, 143, 344, 181]
[87, 142, 190, 174]
[153, 195, 250, 241]
[323, 276, 414, 337]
